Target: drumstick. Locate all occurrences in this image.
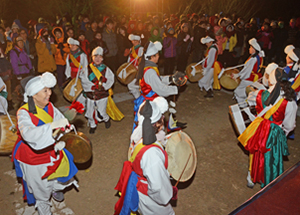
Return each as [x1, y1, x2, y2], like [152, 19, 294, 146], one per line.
[0, 99, 16, 132]
[175, 153, 191, 187]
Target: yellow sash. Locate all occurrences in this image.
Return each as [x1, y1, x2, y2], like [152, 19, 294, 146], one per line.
[144, 66, 160, 76]
[47, 150, 70, 180]
[238, 98, 284, 147]
[131, 46, 139, 59]
[129, 141, 159, 162]
[21, 103, 53, 124]
[213, 61, 222, 90]
[70, 54, 83, 69]
[292, 76, 300, 91]
[89, 63, 124, 121]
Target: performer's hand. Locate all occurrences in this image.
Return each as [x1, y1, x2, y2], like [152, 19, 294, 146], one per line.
[51, 118, 69, 130]
[54, 141, 66, 152]
[124, 48, 130, 56]
[232, 73, 239, 80]
[172, 71, 187, 86]
[172, 186, 178, 200]
[184, 34, 190, 42]
[190, 37, 194, 42]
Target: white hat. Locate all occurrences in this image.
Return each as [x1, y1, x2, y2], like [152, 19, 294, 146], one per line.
[263, 63, 278, 86]
[284, 45, 295, 54]
[201, 36, 214, 44]
[249, 38, 261, 52]
[268, 68, 277, 86]
[128, 34, 141, 41]
[67, 37, 80, 46]
[287, 49, 299, 62]
[144, 41, 162, 59]
[24, 72, 57, 102]
[92, 46, 103, 56]
[131, 97, 168, 144]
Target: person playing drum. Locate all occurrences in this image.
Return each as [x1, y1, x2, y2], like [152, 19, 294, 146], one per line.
[65, 37, 88, 107]
[233, 38, 264, 105]
[127, 32, 144, 99]
[80, 46, 115, 134]
[132, 41, 185, 131]
[284, 47, 300, 83]
[239, 68, 297, 188]
[115, 97, 177, 215]
[12, 72, 78, 214]
[199, 36, 219, 98]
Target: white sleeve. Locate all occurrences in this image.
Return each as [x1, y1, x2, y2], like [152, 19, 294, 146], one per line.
[247, 90, 259, 106]
[141, 147, 173, 205]
[282, 101, 298, 135]
[0, 78, 6, 91]
[203, 48, 216, 71]
[128, 78, 141, 99]
[65, 55, 71, 78]
[102, 67, 114, 90]
[144, 69, 178, 97]
[138, 47, 144, 57]
[17, 105, 65, 150]
[80, 53, 89, 76]
[239, 57, 256, 80]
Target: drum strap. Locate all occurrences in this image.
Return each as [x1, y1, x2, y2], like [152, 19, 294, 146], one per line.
[21, 103, 54, 125]
[131, 45, 141, 59]
[69, 54, 83, 69]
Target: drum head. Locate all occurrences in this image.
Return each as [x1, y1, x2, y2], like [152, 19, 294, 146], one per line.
[165, 131, 197, 182]
[219, 69, 240, 90]
[116, 62, 137, 85]
[185, 63, 204, 82]
[0, 115, 18, 155]
[63, 78, 83, 102]
[59, 131, 92, 163]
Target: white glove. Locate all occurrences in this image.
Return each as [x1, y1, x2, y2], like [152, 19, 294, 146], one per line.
[51, 118, 69, 130]
[232, 73, 239, 80]
[202, 70, 207, 76]
[54, 141, 66, 152]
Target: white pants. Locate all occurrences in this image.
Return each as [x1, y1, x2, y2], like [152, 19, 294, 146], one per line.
[234, 80, 253, 103]
[85, 97, 109, 128]
[19, 160, 78, 215]
[198, 68, 214, 91]
[76, 93, 87, 109]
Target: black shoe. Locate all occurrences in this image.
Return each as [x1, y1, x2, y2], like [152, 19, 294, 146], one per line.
[204, 89, 214, 98]
[89, 127, 97, 134]
[52, 191, 64, 202]
[105, 120, 111, 129]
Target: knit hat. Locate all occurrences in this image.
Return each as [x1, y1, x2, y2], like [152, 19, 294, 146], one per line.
[201, 36, 214, 44]
[92, 46, 103, 56]
[284, 45, 295, 54]
[67, 37, 80, 46]
[249, 38, 261, 52]
[263, 63, 278, 86]
[23, 72, 56, 113]
[144, 41, 162, 59]
[11, 24, 19, 29]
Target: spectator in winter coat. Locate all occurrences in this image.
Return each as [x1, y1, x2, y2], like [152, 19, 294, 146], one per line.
[52, 27, 70, 89]
[78, 30, 90, 61]
[163, 28, 177, 75]
[89, 31, 108, 57]
[256, 22, 274, 63]
[19, 29, 37, 72]
[35, 27, 57, 73]
[86, 20, 98, 42]
[10, 36, 33, 90]
[233, 21, 245, 65]
[102, 18, 118, 72]
[116, 26, 131, 67]
[149, 26, 163, 44]
[192, 21, 207, 63]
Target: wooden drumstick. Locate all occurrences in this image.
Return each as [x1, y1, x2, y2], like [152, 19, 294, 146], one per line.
[175, 153, 191, 187]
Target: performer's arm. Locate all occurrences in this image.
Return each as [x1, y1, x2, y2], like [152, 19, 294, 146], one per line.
[144, 69, 178, 97]
[247, 90, 259, 106]
[141, 147, 173, 205]
[282, 101, 297, 135]
[102, 67, 114, 90]
[65, 55, 71, 78]
[239, 57, 256, 80]
[204, 47, 216, 71]
[138, 47, 144, 57]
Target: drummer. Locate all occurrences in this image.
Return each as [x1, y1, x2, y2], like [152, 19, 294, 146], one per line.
[115, 97, 177, 215]
[199, 36, 219, 98]
[127, 32, 144, 99]
[65, 37, 88, 107]
[284, 47, 300, 83]
[80, 46, 115, 134]
[12, 72, 78, 214]
[233, 38, 264, 105]
[132, 41, 185, 130]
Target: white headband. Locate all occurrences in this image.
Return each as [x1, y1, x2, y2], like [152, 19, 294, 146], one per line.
[92, 46, 103, 56]
[128, 34, 141, 41]
[67, 37, 80, 46]
[201, 36, 214, 44]
[287, 49, 299, 62]
[249, 38, 261, 52]
[284, 45, 295, 54]
[24, 72, 57, 102]
[144, 41, 162, 59]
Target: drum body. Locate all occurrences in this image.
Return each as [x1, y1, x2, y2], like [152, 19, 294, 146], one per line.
[63, 78, 83, 102]
[185, 63, 204, 82]
[116, 62, 137, 85]
[229, 103, 256, 136]
[0, 115, 18, 155]
[59, 131, 92, 163]
[165, 131, 197, 182]
[220, 69, 241, 90]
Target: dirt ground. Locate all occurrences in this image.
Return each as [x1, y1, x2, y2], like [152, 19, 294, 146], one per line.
[1, 79, 300, 215]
